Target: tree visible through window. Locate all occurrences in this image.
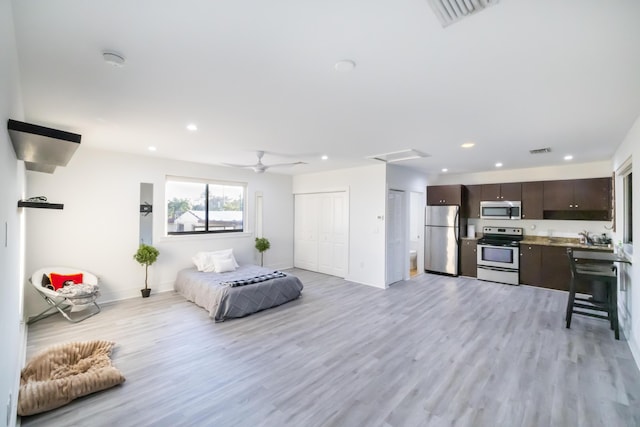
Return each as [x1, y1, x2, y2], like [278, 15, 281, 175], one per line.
[166, 178, 245, 234]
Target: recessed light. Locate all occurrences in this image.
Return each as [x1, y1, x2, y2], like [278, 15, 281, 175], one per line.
[186, 123, 198, 132]
[148, 146, 157, 152]
[321, 155, 328, 160]
[334, 60, 356, 72]
[564, 155, 573, 161]
[495, 162, 503, 168]
[442, 168, 448, 172]
[461, 142, 475, 148]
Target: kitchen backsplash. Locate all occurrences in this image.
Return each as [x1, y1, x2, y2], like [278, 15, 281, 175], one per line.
[467, 218, 613, 240]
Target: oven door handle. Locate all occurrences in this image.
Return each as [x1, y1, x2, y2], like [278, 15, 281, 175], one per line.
[477, 265, 519, 273]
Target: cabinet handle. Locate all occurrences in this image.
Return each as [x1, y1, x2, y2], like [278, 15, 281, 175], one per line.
[569, 204, 573, 208]
[575, 204, 579, 208]
[522, 214, 525, 218]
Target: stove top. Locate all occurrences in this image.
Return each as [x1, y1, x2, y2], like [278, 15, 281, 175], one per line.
[478, 226, 523, 247]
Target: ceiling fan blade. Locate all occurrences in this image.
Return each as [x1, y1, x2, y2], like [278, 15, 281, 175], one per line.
[221, 162, 256, 168]
[265, 161, 307, 168]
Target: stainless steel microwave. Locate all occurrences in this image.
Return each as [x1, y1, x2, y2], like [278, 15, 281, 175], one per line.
[480, 201, 522, 220]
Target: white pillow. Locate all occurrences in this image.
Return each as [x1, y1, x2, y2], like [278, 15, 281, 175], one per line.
[213, 256, 236, 273]
[192, 249, 239, 272]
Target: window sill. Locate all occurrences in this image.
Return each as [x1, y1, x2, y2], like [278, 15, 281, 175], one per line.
[158, 231, 254, 243]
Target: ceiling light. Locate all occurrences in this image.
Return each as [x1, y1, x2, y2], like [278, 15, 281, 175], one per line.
[334, 60, 356, 72]
[495, 162, 503, 168]
[442, 168, 448, 172]
[564, 155, 573, 161]
[321, 155, 328, 160]
[102, 51, 125, 67]
[186, 123, 198, 132]
[461, 142, 475, 148]
[148, 146, 157, 152]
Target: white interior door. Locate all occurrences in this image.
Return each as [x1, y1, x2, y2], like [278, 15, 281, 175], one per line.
[387, 189, 406, 285]
[318, 193, 348, 277]
[294, 194, 318, 271]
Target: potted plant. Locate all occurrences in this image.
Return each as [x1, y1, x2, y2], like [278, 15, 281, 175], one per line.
[133, 243, 159, 298]
[255, 237, 270, 267]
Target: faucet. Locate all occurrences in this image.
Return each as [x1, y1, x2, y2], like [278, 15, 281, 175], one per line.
[578, 230, 592, 245]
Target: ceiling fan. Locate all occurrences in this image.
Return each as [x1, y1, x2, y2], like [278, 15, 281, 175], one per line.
[222, 151, 306, 173]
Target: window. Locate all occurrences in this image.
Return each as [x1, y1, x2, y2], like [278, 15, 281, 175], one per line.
[166, 177, 245, 235]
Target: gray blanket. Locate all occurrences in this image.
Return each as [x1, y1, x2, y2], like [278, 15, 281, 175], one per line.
[174, 265, 303, 322]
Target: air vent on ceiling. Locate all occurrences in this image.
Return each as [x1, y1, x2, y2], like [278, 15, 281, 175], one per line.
[368, 149, 430, 163]
[426, 0, 500, 27]
[529, 147, 552, 155]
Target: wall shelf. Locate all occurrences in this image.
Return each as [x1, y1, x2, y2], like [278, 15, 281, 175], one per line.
[18, 201, 64, 210]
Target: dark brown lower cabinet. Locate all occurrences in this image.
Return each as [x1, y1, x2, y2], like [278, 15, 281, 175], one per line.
[519, 244, 542, 286]
[540, 246, 571, 291]
[460, 239, 477, 277]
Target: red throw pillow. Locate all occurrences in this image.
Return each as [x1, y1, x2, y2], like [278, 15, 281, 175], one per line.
[49, 273, 84, 290]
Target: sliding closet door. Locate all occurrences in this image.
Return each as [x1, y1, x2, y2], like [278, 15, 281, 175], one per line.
[294, 194, 319, 271]
[294, 192, 348, 277]
[317, 193, 348, 277]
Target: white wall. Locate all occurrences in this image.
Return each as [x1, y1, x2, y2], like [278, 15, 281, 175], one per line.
[1, 0, 25, 424]
[293, 164, 387, 288]
[428, 161, 613, 241]
[24, 148, 294, 317]
[612, 113, 640, 367]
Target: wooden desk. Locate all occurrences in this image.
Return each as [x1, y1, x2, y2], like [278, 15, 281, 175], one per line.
[572, 250, 632, 265]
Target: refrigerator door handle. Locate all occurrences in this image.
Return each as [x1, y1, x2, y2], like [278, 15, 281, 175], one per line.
[454, 208, 460, 245]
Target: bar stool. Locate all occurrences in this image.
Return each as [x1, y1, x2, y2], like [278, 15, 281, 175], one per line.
[565, 248, 619, 340]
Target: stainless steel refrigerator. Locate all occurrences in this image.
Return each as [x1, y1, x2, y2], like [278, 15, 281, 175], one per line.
[425, 205, 465, 275]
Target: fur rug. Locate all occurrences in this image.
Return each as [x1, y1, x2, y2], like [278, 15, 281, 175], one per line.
[18, 340, 125, 416]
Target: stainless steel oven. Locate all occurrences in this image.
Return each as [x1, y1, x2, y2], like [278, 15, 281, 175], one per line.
[480, 200, 521, 220]
[477, 227, 523, 285]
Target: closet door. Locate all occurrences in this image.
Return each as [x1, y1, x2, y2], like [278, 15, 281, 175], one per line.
[294, 192, 348, 277]
[317, 193, 348, 277]
[294, 194, 318, 271]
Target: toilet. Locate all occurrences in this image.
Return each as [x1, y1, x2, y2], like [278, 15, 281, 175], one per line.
[410, 250, 417, 270]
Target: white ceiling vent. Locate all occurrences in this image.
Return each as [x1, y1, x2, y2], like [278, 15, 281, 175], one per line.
[529, 147, 552, 154]
[368, 149, 430, 163]
[426, 0, 500, 27]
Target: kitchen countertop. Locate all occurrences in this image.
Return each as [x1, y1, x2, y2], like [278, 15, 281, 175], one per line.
[520, 236, 612, 251]
[461, 235, 613, 251]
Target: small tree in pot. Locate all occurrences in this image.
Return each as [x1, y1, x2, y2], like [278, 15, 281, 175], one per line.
[255, 237, 270, 267]
[133, 243, 159, 298]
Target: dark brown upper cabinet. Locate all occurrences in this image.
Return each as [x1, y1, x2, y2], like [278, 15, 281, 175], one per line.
[521, 181, 543, 220]
[427, 185, 463, 206]
[463, 185, 482, 218]
[481, 182, 521, 201]
[543, 177, 611, 220]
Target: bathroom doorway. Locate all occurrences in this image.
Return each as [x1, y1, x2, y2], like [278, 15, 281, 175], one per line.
[409, 191, 424, 277]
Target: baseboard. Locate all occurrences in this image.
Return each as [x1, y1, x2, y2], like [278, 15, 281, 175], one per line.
[627, 335, 640, 372]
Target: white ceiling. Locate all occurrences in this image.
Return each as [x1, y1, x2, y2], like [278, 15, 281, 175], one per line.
[10, 0, 640, 175]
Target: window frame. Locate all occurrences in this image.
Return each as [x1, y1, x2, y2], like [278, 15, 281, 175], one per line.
[165, 176, 247, 236]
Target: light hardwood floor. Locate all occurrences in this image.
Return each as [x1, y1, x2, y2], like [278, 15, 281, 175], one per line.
[22, 269, 640, 427]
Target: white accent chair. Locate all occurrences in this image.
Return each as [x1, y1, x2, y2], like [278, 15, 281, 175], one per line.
[28, 267, 101, 324]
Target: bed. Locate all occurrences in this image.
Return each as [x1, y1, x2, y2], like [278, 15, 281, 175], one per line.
[174, 264, 304, 322]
